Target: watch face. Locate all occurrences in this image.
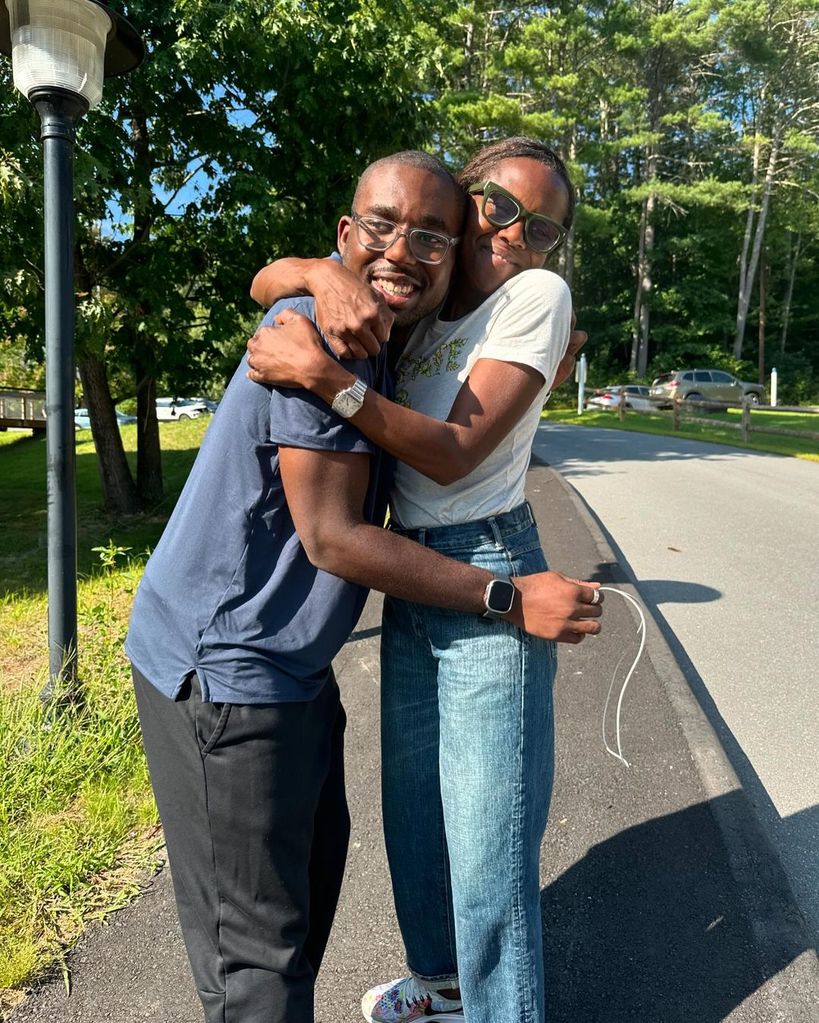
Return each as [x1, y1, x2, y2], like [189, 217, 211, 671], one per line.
[486, 578, 515, 614]
[334, 392, 361, 417]
[332, 379, 367, 418]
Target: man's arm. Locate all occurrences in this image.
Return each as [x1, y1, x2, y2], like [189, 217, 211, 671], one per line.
[277, 445, 603, 643]
[249, 308, 549, 486]
[250, 257, 391, 359]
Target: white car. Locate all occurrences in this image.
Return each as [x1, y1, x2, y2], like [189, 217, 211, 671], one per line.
[155, 397, 208, 421]
[586, 385, 653, 412]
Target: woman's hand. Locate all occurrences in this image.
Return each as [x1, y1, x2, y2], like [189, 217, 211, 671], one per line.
[246, 309, 331, 390]
[249, 257, 394, 359]
[305, 261, 394, 359]
[550, 309, 588, 391]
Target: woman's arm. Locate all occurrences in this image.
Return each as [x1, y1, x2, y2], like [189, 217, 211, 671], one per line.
[250, 256, 322, 307]
[250, 256, 391, 359]
[247, 308, 548, 486]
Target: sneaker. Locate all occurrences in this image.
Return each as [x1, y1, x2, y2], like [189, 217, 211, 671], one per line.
[361, 975, 464, 1022]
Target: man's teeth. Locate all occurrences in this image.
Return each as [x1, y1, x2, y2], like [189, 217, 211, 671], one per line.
[376, 279, 415, 297]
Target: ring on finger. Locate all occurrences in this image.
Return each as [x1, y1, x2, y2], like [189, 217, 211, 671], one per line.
[590, 589, 600, 605]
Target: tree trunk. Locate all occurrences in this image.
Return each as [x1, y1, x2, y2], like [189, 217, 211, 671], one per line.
[77, 353, 139, 515]
[129, 104, 164, 507]
[630, 197, 647, 374]
[757, 256, 766, 385]
[73, 246, 139, 515]
[780, 231, 801, 354]
[561, 131, 577, 289]
[734, 128, 779, 359]
[631, 24, 664, 375]
[134, 357, 163, 506]
[638, 189, 655, 377]
[631, 157, 656, 379]
[734, 134, 760, 360]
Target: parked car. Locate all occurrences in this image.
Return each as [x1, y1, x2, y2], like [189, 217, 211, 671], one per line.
[187, 396, 219, 413]
[74, 408, 137, 430]
[649, 369, 765, 407]
[155, 397, 209, 421]
[586, 384, 653, 412]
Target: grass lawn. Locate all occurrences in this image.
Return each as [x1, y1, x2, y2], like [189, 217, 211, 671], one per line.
[0, 418, 208, 1012]
[543, 406, 819, 462]
[1, 420, 205, 599]
[0, 430, 39, 449]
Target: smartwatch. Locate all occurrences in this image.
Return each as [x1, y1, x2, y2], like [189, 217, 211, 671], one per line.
[482, 576, 516, 620]
[330, 377, 368, 418]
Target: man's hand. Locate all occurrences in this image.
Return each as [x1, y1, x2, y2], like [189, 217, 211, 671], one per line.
[305, 260, 394, 359]
[550, 308, 588, 391]
[510, 571, 603, 643]
[247, 309, 329, 389]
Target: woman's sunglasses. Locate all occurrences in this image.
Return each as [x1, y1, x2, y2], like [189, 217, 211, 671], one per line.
[468, 181, 567, 255]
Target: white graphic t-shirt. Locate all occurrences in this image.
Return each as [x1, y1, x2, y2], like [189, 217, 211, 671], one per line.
[390, 268, 572, 528]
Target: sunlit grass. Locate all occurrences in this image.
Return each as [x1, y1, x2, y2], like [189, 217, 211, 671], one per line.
[0, 560, 163, 995]
[0, 430, 39, 449]
[1, 419, 207, 598]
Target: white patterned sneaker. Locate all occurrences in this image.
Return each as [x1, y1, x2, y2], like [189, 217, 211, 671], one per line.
[361, 975, 464, 1022]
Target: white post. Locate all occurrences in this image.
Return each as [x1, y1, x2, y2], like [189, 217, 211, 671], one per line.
[576, 353, 587, 414]
[770, 367, 778, 407]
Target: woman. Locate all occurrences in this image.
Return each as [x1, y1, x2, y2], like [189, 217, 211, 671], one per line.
[247, 138, 591, 1023]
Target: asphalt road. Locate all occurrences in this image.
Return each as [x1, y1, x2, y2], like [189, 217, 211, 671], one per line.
[8, 461, 818, 1022]
[532, 420, 819, 944]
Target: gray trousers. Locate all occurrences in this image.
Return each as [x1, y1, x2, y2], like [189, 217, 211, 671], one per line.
[132, 666, 350, 1023]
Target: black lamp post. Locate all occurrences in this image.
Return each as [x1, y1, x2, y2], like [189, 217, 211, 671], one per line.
[0, 0, 144, 701]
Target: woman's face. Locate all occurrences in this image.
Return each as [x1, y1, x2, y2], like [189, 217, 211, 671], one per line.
[457, 157, 570, 302]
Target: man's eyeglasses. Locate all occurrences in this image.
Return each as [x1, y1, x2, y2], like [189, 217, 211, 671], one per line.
[351, 213, 459, 265]
[468, 181, 567, 255]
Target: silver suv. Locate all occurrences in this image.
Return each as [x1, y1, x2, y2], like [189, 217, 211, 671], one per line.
[649, 369, 765, 407]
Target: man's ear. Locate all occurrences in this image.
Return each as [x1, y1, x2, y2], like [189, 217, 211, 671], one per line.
[337, 215, 353, 255]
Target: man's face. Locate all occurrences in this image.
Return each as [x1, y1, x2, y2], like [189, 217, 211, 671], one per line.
[338, 163, 462, 327]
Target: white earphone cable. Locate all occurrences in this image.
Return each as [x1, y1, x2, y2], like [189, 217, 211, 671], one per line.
[596, 586, 646, 768]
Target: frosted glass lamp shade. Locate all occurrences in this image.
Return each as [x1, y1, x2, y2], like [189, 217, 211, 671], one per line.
[3, 0, 115, 109]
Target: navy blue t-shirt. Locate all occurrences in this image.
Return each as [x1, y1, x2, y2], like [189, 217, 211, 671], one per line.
[125, 296, 392, 703]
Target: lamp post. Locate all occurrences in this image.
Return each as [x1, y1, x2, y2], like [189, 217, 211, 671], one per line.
[1, 0, 144, 702]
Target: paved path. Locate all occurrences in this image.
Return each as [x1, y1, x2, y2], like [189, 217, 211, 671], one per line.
[8, 463, 818, 1022]
[532, 421, 819, 942]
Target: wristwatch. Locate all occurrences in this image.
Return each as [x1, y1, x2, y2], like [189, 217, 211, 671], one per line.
[482, 576, 517, 620]
[330, 377, 368, 418]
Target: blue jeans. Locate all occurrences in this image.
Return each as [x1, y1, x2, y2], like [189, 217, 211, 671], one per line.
[380, 502, 556, 1023]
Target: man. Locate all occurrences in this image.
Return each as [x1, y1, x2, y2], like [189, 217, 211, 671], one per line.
[126, 151, 600, 1023]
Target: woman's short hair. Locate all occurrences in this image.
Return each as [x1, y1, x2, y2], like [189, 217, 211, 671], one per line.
[457, 137, 575, 228]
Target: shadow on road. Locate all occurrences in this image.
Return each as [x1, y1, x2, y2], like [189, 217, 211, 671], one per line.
[566, 492, 819, 949]
[538, 423, 789, 479]
[541, 793, 811, 1023]
[635, 579, 721, 606]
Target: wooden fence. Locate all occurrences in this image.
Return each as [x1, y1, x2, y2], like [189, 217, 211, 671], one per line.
[611, 390, 819, 443]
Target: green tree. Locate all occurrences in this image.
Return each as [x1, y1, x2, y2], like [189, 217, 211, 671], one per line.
[1, 0, 438, 512]
[716, 0, 819, 360]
